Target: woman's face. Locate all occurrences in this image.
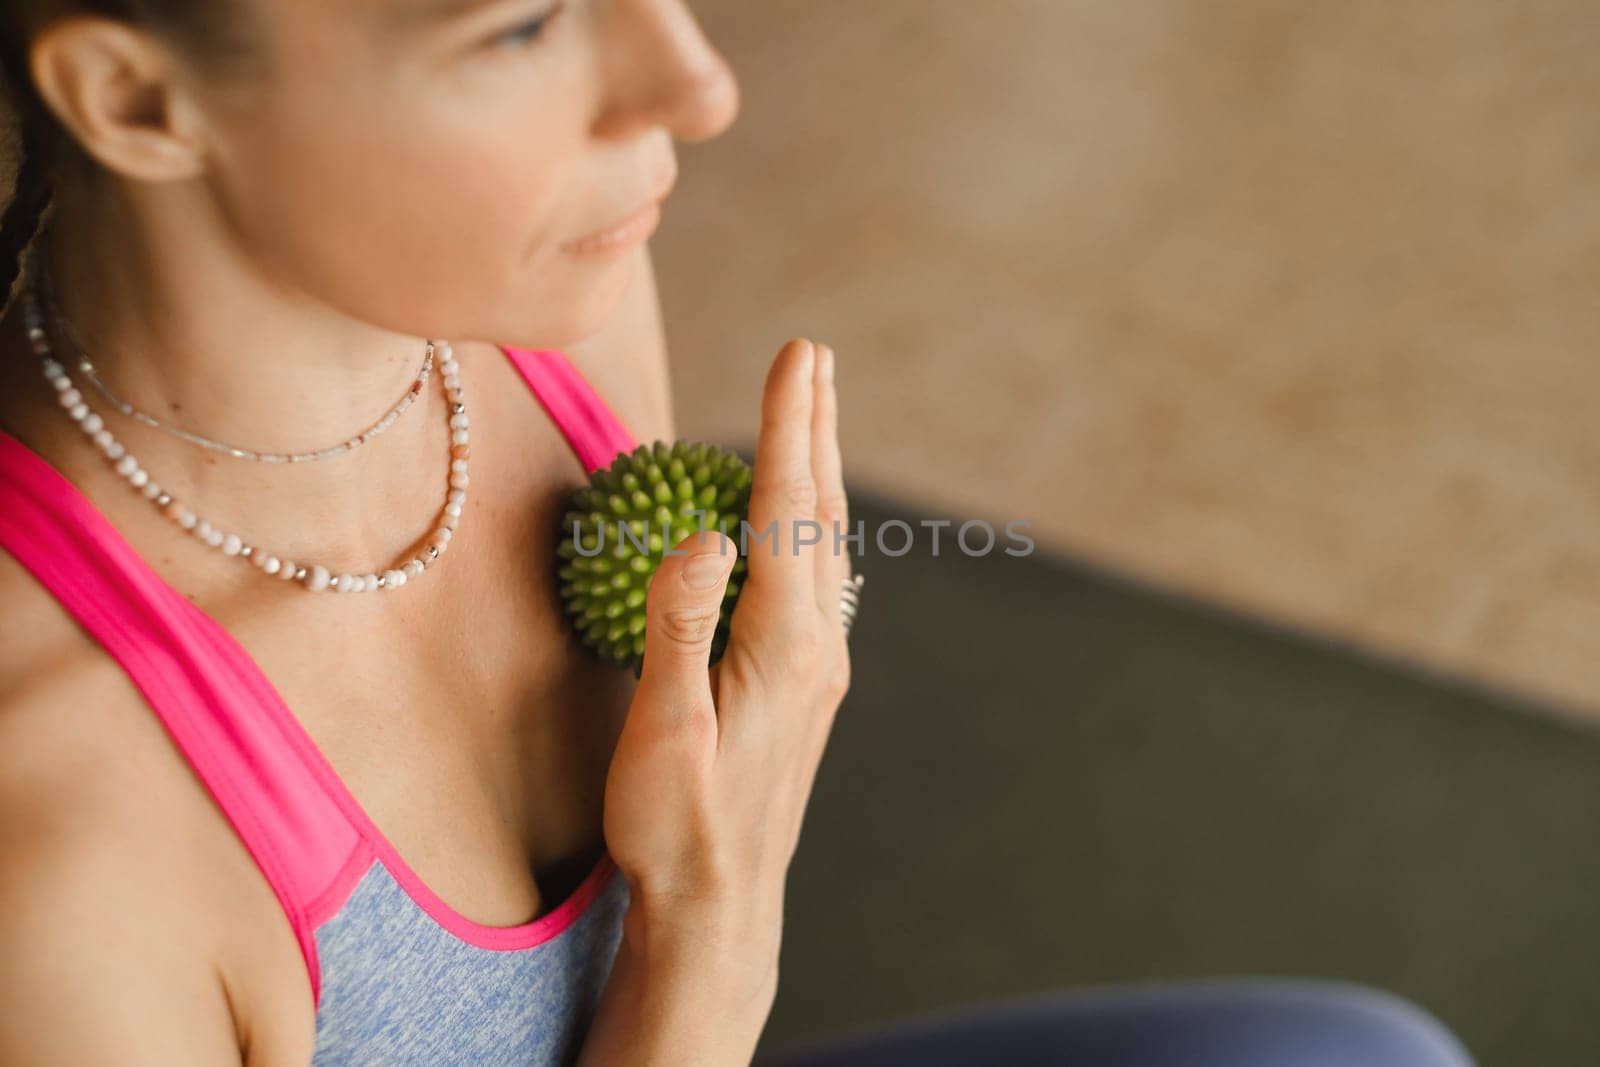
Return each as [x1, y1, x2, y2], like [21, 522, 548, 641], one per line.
[190, 0, 738, 349]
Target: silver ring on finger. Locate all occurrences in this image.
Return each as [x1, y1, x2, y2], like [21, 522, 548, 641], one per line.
[839, 572, 865, 637]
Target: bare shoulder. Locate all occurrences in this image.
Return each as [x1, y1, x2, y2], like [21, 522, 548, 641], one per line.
[0, 550, 128, 801]
[0, 550, 158, 817]
[0, 553, 244, 1065]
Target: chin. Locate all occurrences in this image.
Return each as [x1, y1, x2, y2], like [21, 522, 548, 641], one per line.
[510, 265, 638, 351]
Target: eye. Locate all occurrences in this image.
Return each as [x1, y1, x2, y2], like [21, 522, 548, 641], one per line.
[490, 3, 564, 50]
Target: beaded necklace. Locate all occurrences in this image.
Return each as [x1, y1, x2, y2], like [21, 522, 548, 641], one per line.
[20, 267, 470, 594]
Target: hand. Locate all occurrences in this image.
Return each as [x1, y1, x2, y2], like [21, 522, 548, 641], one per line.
[600, 337, 852, 946]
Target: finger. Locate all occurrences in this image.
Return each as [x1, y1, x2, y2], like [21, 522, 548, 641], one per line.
[635, 530, 737, 730]
[810, 342, 850, 624]
[740, 338, 818, 633]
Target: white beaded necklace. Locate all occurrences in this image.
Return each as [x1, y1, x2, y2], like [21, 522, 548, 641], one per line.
[20, 278, 471, 594]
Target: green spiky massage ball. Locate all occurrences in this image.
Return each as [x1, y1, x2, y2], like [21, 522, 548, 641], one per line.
[557, 440, 752, 677]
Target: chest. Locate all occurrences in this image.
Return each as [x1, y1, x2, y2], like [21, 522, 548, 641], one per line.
[205, 504, 636, 1064]
[216, 632, 632, 1065]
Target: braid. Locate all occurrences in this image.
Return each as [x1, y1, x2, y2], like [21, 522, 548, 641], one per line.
[0, 0, 66, 319]
[0, 118, 56, 314]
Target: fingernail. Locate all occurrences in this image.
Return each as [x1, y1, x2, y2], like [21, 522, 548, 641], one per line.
[684, 550, 730, 589]
[820, 345, 834, 384]
[799, 339, 815, 378]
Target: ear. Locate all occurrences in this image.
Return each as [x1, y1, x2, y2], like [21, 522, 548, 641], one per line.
[26, 14, 209, 183]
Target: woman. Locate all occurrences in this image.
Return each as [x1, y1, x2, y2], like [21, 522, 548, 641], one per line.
[0, 3, 1473, 1065]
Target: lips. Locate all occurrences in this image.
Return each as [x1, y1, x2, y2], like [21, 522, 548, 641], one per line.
[564, 198, 665, 255]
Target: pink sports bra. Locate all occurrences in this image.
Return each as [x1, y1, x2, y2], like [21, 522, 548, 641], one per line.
[0, 344, 641, 1065]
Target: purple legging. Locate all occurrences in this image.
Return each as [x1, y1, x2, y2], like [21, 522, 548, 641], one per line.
[756, 979, 1475, 1067]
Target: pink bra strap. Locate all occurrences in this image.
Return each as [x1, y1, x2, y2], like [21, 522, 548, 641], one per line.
[0, 429, 364, 1004]
[499, 346, 640, 474]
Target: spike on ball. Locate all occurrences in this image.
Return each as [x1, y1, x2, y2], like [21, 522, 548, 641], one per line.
[557, 439, 751, 676]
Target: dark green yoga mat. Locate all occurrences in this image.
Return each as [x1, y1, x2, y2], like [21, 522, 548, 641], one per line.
[746, 471, 1600, 1067]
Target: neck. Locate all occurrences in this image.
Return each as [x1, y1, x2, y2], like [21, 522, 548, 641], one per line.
[0, 182, 462, 577]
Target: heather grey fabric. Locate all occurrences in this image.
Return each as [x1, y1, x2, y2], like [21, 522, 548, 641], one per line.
[311, 858, 631, 1066]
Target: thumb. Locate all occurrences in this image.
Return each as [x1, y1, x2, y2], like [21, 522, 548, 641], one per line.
[637, 529, 737, 705]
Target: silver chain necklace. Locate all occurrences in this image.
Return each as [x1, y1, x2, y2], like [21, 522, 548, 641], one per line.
[33, 239, 432, 464]
[20, 261, 472, 594]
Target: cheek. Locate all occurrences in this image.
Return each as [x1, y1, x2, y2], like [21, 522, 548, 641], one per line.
[209, 82, 613, 347]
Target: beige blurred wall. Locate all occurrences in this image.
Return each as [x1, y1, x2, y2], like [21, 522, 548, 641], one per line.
[654, 0, 1600, 720]
[1, 3, 1595, 721]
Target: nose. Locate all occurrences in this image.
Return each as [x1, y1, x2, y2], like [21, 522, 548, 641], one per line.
[590, 0, 741, 145]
